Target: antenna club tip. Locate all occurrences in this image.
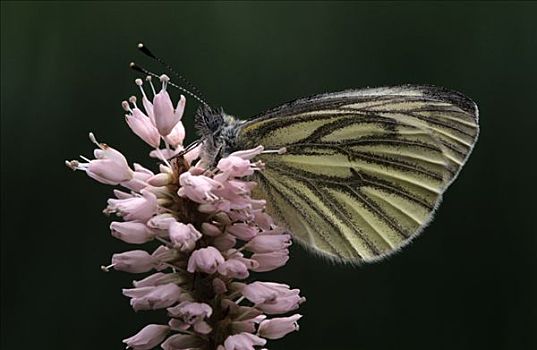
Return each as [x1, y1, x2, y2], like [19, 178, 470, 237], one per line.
[129, 61, 136, 68]
[88, 132, 98, 144]
[137, 42, 144, 49]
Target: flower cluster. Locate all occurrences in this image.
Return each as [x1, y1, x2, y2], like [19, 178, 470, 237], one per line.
[66, 75, 304, 350]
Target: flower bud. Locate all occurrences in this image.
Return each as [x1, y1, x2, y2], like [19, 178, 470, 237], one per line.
[123, 283, 182, 311]
[258, 314, 302, 339]
[125, 107, 160, 148]
[187, 247, 225, 274]
[223, 333, 266, 350]
[110, 221, 155, 244]
[111, 250, 157, 273]
[250, 249, 289, 272]
[122, 324, 169, 350]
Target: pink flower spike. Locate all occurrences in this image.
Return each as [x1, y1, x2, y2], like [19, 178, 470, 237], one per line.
[123, 283, 182, 311]
[123, 98, 161, 148]
[223, 333, 266, 350]
[122, 324, 169, 350]
[187, 247, 225, 274]
[228, 145, 264, 160]
[68, 88, 307, 349]
[153, 75, 180, 136]
[110, 221, 155, 244]
[169, 222, 202, 252]
[244, 234, 292, 253]
[258, 314, 302, 340]
[111, 250, 157, 273]
[250, 249, 289, 272]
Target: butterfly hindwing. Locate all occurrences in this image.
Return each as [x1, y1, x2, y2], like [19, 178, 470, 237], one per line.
[236, 85, 478, 263]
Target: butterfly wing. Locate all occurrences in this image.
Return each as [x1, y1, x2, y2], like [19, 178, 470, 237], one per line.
[236, 85, 479, 263]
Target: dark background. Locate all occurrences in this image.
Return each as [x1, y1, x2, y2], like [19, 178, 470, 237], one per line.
[1, 2, 536, 350]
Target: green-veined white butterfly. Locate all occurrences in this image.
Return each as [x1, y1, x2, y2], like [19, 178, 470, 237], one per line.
[193, 85, 479, 263]
[134, 43, 479, 263]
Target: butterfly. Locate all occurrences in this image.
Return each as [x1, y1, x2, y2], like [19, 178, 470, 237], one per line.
[134, 43, 479, 264]
[193, 85, 479, 263]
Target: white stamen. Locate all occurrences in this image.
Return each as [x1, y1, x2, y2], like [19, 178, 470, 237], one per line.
[121, 100, 131, 112]
[154, 148, 172, 168]
[159, 74, 170, 91]
[101, 263, 115, 272]
[155, 236, 173, 248]
[135, 78, 149, 100]
[261, 147, 287, 155]
[65, 160, 78, 170]
[128, 96, 138, 108]
[79, 155, 91, 162]
[146, 75, 156, 96]
[88, 132, 99, 146]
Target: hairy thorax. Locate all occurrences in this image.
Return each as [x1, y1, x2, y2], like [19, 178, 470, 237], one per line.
[195, 106, 244, 167]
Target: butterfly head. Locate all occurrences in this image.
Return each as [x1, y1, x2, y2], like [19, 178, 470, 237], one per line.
[195, 105, 244, 166]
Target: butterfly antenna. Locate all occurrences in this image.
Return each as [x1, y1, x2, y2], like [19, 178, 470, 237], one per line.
[137, 42, 210, 108]
[129, 61, 210, 108]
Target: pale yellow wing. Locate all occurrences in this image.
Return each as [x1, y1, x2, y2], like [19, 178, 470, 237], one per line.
[237, 85, 479, 263]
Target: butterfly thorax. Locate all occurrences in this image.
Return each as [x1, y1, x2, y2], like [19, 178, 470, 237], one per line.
[195, 105, 244, 166]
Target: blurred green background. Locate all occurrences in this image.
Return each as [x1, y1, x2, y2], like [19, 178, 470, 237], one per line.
[1, 2, 536, 350]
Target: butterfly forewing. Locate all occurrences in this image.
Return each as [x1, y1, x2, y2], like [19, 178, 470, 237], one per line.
[236, 85, 478, 263]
